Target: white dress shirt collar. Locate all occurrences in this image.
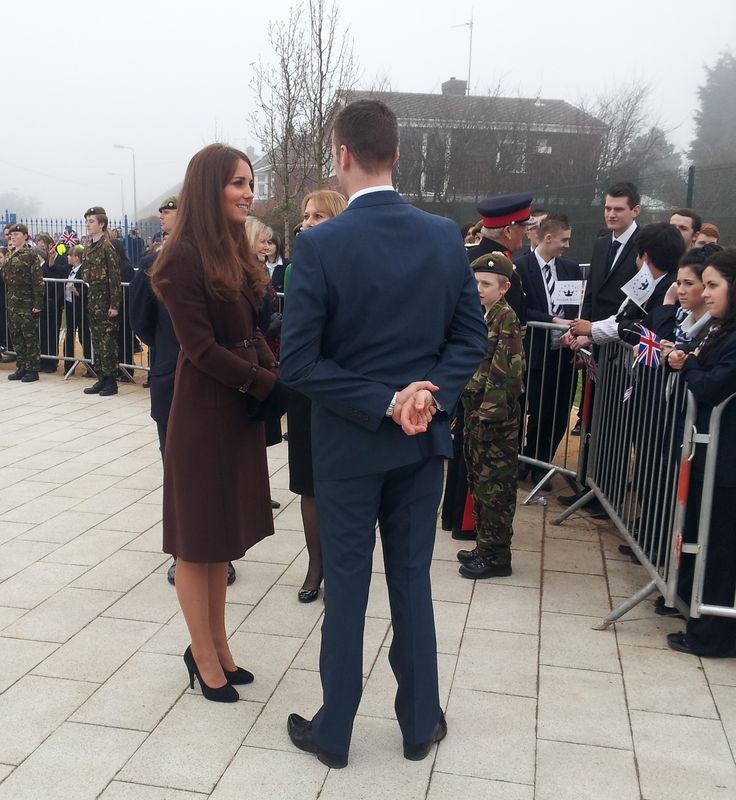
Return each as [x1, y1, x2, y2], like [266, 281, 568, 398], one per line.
[347, 185, 396, 206]
[612, 220, 637, 246]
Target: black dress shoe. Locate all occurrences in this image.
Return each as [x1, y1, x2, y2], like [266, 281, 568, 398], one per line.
[167, 559, 176, 585]
[20, 371, 39, 382]
[459, 556, 512, 579]
[287, 713, 348, 769]
[456, 547, 479, 565]
[451, 528, 476, 541]
[271, 498, 281, 509]
[667, 632, 697, 655]
[403, 711, 447, 761]
[298, 587, 320, 603]
[227, 562, 236, 585]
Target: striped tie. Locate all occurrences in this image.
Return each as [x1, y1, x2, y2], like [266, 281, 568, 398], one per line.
[544, 263, 562, 315]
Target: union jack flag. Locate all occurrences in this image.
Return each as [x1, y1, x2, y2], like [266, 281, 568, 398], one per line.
[60, 229, 78, 247]
[633, 324, 662, 368]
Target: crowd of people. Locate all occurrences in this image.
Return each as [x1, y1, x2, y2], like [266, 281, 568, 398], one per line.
[1, 98, 734, 769]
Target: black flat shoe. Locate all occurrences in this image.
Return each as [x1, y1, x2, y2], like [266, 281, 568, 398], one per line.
[667, 632, 697, 655]
[167, 560, 176, 585]
[183, 645, 239, 702]
[298, 587, 320, 603]
[227, 562, 236, 585]
[403, 710, 447, 761]
[223, 665, 254, 685]
[271, 499, 281, 509]
[287, 713, 348, 768]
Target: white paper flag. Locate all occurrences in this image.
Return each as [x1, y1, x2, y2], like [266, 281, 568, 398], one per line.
[551, 280, 585, 307]
[621, 262, 656, 309]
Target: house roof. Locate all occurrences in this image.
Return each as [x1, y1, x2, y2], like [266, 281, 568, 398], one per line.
[344, 90, 605, 134]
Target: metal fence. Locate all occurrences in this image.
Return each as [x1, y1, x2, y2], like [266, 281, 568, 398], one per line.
[2, 277, 149, 380]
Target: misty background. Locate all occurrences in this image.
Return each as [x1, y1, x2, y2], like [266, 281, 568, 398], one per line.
[2, 0, 735, 219]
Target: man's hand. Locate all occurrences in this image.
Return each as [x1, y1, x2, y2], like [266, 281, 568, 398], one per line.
[570, 335, 591, 351]
[663, 282, 679, 305]
[391, 380, 439, 436]
[108, 307, 119, 318]
[569, 318, 592, 337]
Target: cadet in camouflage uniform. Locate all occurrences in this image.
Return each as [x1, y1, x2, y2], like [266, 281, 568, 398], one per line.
[4, 223, 44, 382]
[82, 207, 121, 396]
[457, 252, 525, 578]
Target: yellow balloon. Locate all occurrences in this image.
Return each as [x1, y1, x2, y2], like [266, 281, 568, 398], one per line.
[56, 243, 67, 255]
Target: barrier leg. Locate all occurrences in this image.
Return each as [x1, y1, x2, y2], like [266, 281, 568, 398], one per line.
[592, 579, 658, 630]
[522, 467, 556, 505]
[551, 488, 596, 525]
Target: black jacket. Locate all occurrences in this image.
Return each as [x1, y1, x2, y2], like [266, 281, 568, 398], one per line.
[582, 227, 639, 322]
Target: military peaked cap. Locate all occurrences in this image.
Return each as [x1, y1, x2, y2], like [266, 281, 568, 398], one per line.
[477, 193, 533, 228]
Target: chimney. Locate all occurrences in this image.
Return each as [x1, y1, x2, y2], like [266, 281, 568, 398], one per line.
[441, 77, 467, 96]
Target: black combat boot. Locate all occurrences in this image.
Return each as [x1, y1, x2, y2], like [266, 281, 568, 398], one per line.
[7, 368, 26, 381]
[20, 371, 39, 382]
[99, 376, 118, 396]
[83, 376, 106, 394]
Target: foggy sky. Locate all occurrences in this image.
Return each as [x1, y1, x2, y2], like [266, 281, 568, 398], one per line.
[4, 0, 734, 220]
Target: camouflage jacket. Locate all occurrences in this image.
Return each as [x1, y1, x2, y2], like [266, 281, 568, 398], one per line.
[462, 298, 525, 425]
[3, 245, 44, 309]
[84, 237, 121, 311]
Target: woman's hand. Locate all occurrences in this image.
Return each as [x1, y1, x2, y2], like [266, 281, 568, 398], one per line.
[663, 282, 679, 306]
[667, 349, 688, 370]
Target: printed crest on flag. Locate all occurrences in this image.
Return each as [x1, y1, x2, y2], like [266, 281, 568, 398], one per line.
[551, 280, 585, 307]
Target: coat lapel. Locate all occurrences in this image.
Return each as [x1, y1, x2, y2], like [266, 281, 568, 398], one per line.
[601, 228, 638, 288]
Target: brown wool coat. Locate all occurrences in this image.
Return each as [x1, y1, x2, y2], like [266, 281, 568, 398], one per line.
[158, 241, 277, 562]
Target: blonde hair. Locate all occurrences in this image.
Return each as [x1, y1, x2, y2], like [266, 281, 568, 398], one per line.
[301, 190, 347, 219]
[245, 218, 273, 256]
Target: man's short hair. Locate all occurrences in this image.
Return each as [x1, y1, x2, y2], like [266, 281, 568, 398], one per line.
[538, 213, 570, 237]
[606, 181, 640, 209]
[636, 222, 685, 273]
[670, 208, 703, 233]
[332, 99, 398, 174]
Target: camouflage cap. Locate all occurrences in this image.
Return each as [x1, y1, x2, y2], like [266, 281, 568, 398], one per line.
[84, 206, 107, 217]
[158, 196, 178, 212]
[6, 223, 28, 235]
[470, 251, 514, 279]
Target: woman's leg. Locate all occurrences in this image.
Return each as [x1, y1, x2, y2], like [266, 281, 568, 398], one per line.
[301, 494, 323, 590]
[175, 559, 227, 688]
[207, 561, 237, 671]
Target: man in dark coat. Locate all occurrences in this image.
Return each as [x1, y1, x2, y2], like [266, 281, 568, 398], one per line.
[280, 99, 487, 768]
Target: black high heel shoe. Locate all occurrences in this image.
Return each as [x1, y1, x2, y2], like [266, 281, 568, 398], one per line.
[298, 587, 320, 603]
[184, 645, 239, 703]
[223, 665, 255, 685]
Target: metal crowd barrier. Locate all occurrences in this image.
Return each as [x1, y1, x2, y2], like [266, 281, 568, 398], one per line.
[518, 321, 587, 502]
[1, 276, 150, 381]
[553, 339, 690, 627]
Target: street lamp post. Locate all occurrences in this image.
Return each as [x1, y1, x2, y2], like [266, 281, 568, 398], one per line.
[113, 144, 137, 226]
[107, 172, 125, 220]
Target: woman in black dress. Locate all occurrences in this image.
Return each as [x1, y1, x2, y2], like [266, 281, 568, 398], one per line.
[285, 190, 347, 602]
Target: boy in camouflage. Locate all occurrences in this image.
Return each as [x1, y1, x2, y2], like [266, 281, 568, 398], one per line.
[82, 207, 121, 396]
[457, 252, 525, 578]
[4, 224, 44, 382]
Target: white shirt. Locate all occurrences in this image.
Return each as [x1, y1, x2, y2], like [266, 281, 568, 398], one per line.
[266, 256, 283, 279]
[348, 185, 395, 206]
[609, 221, 637, 269]
[591, 272, 666, 344]
[65, 264, 83, 304]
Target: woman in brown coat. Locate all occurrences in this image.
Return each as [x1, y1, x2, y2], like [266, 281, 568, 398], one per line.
[151, 144, 277, 702]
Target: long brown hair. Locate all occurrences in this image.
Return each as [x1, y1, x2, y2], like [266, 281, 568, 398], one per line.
[150, 144, 267, 302]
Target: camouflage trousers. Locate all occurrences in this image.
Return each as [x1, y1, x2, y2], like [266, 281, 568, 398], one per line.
[7, 306, 41, 372]
[463, 423, 519, 563]
[89, 313, 119, 377]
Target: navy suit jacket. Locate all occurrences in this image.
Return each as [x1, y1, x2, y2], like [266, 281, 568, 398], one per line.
[515, 252, 582, 369]
[581, 227, 639, 322]
[279, 190, 488, 480]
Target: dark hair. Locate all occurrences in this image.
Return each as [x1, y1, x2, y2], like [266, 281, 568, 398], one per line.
[110, 238, 129, 262]
[698, 248, 736, 358]
[268, 229, 286, 262]
[679, 243, 723, 277]
[36, 232, 54, 248]
[538, 213, 570, 237]
[635, 222, 685, 273]
[332, 99, 398, 174]
[460, 222, 474, 237]
[151, 143, 267, 302]
[671, 208, 702, 234]
[606, 181, 640, 209]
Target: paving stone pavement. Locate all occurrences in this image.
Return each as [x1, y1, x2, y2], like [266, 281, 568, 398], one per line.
[0, 371, 734, 799]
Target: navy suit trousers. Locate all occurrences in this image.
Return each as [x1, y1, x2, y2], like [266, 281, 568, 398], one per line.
[312, 456, 444, 755]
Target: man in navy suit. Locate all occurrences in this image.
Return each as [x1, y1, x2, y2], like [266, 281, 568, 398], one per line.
[515, 214, 582, 484]
[279, 99, 487, 768]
